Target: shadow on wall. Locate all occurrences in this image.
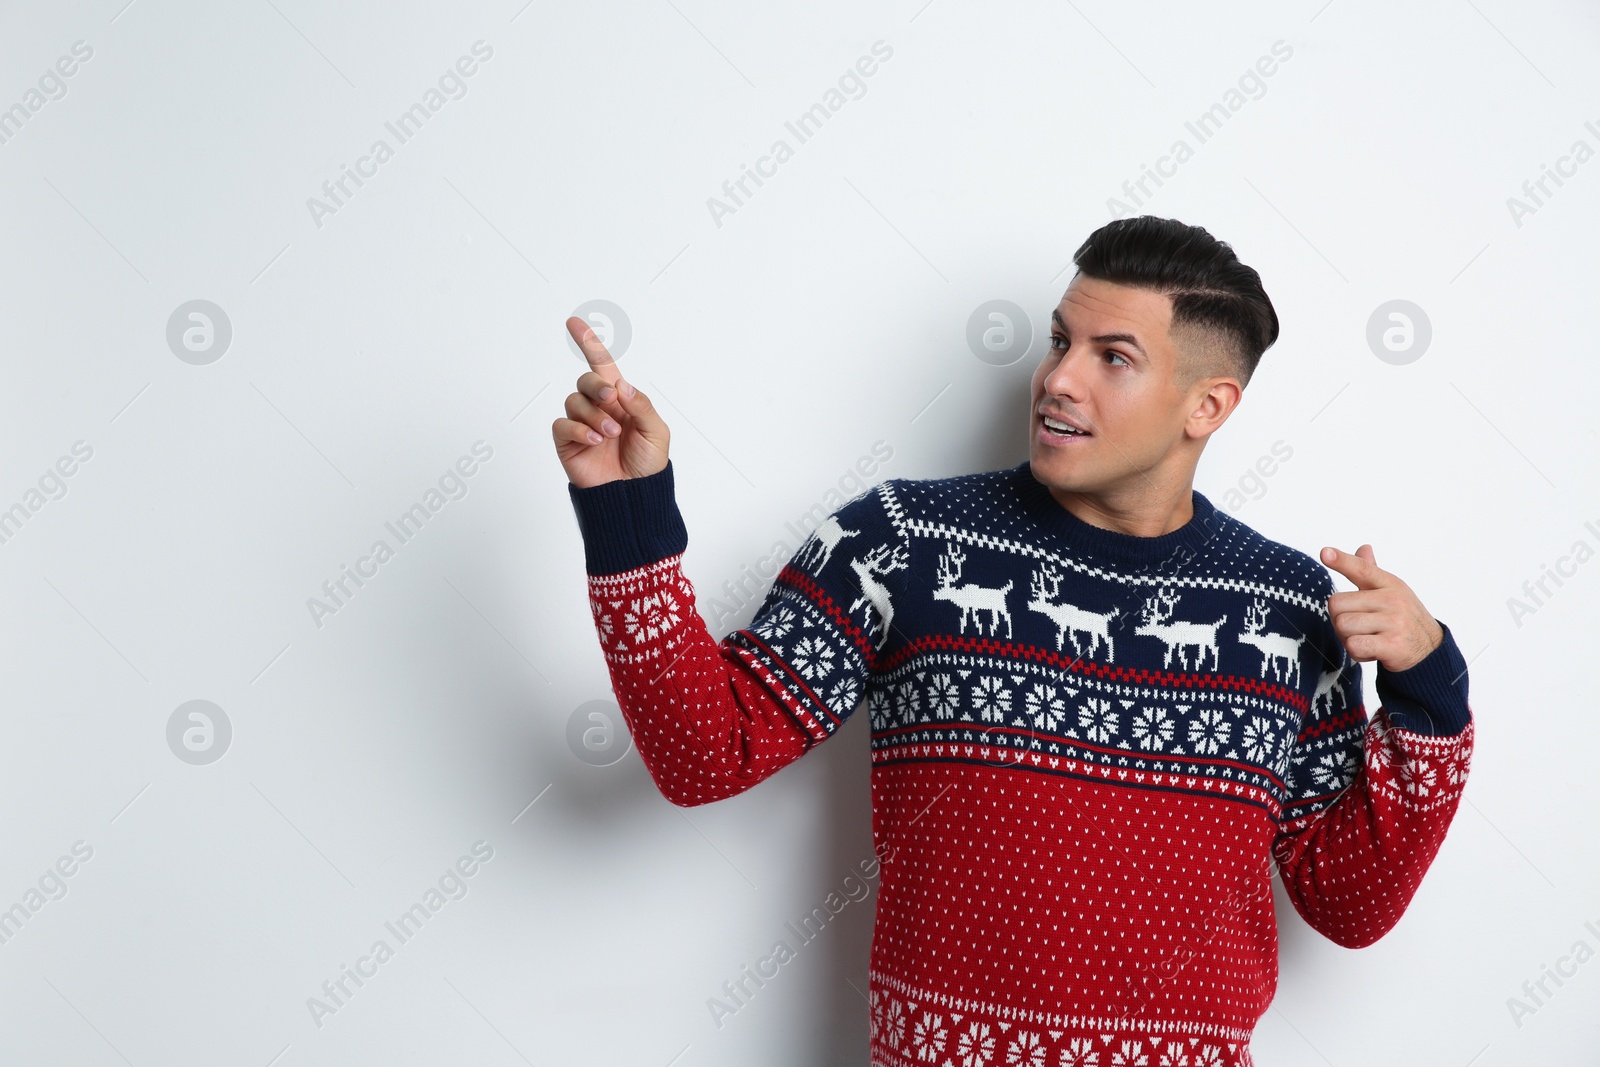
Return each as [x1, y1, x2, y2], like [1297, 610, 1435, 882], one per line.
[968, 364, 1035, 476]
[800, 707, 878, 1066]
[910, 356, 1036, 481]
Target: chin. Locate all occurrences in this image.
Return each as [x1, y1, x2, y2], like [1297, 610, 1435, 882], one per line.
[1028, 445, 1087, 492]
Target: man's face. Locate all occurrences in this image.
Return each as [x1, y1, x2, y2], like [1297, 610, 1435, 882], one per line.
[1028, 274, 1205, 497]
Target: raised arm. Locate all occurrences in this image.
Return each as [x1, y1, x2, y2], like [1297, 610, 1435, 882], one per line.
[554, 319, 891, 806]
[1270, 545, 1475, 948]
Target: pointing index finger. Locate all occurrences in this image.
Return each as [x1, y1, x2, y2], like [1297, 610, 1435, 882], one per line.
[567, 316, 621, 385]
[1320, 545, 1387, 590]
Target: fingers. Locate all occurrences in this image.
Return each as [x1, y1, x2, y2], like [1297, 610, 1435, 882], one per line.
[576, 370, 632, 427]
[1332, 611, 1387, 638]
[1320, 544, 1388, 590]
[1331, 609, 1388, 664]
[1327, 589, 1388, 615]
[565, 390, 622, 440]
[552, 416, 604, 447]
[567, 316, 621, 385]
[613, 379, 670, 443]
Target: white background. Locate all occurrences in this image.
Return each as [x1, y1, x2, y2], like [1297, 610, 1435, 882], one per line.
[1, 0, 1597, 1064]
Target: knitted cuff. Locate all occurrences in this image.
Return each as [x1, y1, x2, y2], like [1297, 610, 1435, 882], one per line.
[567, 463, 689, 576]
[1375, 619, 1472, 736]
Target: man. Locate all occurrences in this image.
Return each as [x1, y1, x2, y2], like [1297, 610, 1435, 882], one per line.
[554, 216, 1474, 1066]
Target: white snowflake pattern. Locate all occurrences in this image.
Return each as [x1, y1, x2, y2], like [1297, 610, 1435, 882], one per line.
[622, 592, 680, 644]
[590, 599, 614, 644]
[893, 682, 922, 728]
[880, 996, 906, 1050]
[1187, 705, 1231, 755]
[1366, 718, 1395, 771]
[1311, 749, 1358, 792]
[927, 673, 960, 720]
[1059, 1037, 1101, 1066]
[1024, 683, 1066, 731]
[1191, 1045, 1224, 1066]
[756, 604, 798, 640]
[955, 1020, 995, 1066]
[1110, 1040, 1149, 1067]
[911, 1011, 948, 1062]
[1004, 1029, 1046, 1067]
[1269, 721, 1294, 775]
[1131, 706, 1173, 751]
[789, 636, 836, 682]
[868, 688, 894, 732]
[1079, 696, 1118, 744]
[1240, 713, 1273, 763]
[1396, 754, 1437, 797]
[972, 676, 1012, 724]
[1155, 1040, 1190, 1066]
[827, 675, 861, 713]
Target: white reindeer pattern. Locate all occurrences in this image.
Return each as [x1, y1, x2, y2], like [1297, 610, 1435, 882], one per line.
[1133, 588, 1227, 671]
[1025, 562, 1116, 661]
[800, 515, 859, 571]
[1312, 650, 1350, 715]
[1236, 597, 1306, 688]
[931, 544, 1014, 638]
[847, 543, 910, 649]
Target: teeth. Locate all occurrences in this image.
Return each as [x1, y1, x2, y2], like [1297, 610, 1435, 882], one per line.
[1043, 417, 1085, 436]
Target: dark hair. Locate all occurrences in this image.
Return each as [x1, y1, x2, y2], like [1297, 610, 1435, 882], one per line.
[1071, 215, 1279, 386]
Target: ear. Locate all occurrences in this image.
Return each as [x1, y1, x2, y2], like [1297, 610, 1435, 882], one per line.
[1184, 376, 1242, 441]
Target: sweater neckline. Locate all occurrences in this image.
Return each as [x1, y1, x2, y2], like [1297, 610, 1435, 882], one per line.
[1013, 462, 1221, 568]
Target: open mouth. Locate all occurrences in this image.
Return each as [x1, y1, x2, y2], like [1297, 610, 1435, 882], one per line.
[1041, 415, 1090, 438]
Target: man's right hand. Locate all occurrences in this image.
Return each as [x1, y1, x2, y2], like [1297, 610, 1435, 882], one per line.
[552, 316, 671, 488]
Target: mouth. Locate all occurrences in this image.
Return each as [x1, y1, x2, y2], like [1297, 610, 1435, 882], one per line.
[1039, 413, 1091, 439]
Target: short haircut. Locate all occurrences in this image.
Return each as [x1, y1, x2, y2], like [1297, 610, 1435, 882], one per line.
[1070, 215, 1280, 388]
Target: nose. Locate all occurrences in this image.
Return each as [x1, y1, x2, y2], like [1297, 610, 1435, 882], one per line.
[1041, 343, 1087, 402]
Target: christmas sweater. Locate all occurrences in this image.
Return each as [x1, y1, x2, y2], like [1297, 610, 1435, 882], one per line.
[568, 461, 1475, 1067]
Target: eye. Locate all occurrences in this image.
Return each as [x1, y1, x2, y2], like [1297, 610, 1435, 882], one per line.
[1103, 350, 1129, 367]
[1048, 333, 1066, 351]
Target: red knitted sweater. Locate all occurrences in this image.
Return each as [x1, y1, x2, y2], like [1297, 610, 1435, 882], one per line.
[570, 462, 1475, 1066]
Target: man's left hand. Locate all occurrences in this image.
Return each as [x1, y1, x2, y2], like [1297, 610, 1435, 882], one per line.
[1320, 543, 1445, 673]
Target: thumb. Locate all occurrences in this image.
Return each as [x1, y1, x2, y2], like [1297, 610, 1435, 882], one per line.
[615, 379, 669, 443]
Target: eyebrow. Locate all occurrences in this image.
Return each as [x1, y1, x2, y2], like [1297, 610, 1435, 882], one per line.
[1051, 309, 1148, 357]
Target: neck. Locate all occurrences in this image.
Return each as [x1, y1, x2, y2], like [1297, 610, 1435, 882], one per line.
[1046, 476, 1196, 538]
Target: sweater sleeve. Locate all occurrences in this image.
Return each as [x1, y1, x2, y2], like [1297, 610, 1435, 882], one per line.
[569, 463, 909, 807]
[1269, 595, 1476, 949]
